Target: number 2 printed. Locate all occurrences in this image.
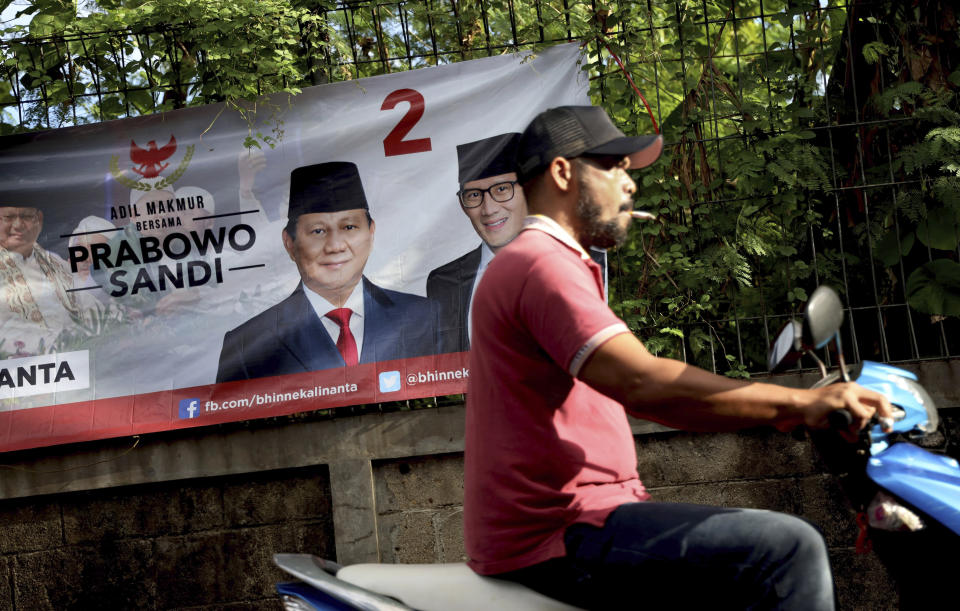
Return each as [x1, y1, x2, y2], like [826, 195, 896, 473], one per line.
[381, 89, 432, 157]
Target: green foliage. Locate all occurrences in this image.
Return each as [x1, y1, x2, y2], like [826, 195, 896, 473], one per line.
[906, 260, 960, 316]
[862, 41, 893, 64]
[1, 0, 957, 371]
[854, 9, 960, 323]
[874, 228, 915, 266]
[0, 0, 323, 144]
[596, 0, 852, 374]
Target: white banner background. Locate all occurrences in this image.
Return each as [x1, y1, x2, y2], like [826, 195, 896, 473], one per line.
[0, 43, 588, 422]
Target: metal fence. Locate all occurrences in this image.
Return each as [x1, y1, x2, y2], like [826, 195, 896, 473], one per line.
[588, 0, 960, 374]
[1, 0, 956, 381]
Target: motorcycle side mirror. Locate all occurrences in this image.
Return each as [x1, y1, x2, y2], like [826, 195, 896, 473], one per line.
[802, 286, 844, 349]
[767, 286, 848, 380]
[767, 320, 803, 372]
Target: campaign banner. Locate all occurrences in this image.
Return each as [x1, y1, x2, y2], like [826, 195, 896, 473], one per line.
[0, 43, 589, 452]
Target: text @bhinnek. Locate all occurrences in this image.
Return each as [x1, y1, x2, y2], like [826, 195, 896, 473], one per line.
[405, 367, 469, 386]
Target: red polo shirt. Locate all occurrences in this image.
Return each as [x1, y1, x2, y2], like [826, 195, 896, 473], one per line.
[464, 215, 650, 576]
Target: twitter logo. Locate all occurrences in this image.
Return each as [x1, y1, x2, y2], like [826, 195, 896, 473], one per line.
[378, 370, 401, 392]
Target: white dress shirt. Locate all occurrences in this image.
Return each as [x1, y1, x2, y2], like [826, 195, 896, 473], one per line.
[467, 243, 496, 342]
[302, 281, 365, 360]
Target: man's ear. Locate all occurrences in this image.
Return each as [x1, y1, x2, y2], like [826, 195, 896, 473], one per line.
[281, 227, 295, 261]
[546, 157, 574, 193]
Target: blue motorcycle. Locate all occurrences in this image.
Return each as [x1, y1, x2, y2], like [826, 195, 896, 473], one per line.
[768, 285, 960, 606]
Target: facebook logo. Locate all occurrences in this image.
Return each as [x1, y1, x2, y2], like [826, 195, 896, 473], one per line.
[378, 370, 401, 393]
[179, 398, 201, 419]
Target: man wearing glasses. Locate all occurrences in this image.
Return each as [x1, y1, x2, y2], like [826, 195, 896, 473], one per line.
[427, 133, 526, 354]
[0, 205, 98, 355]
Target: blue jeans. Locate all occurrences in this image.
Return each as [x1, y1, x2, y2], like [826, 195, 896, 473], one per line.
[495, 502, 835, 610]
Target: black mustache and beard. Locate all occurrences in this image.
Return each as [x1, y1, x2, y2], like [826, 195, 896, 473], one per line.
[575, 176, 631, 249]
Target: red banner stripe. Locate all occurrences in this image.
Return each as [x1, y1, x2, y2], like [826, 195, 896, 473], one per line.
[0, 352, 469, 453]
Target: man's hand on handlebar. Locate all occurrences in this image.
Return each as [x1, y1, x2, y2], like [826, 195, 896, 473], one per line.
[803, 383, 894, 443]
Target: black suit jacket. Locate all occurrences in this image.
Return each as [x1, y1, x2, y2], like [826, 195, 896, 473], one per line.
[426, 244, 607, 354]
[426, 245, 482, 354]
[216, 277, 437, 382]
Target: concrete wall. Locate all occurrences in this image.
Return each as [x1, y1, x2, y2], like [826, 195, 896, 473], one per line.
[1, 429, 906, 610]
[0, 467, 335, 609]
[0, 360, 957, 609]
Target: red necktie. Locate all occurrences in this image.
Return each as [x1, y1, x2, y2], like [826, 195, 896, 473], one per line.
[325, 308, 359, 366]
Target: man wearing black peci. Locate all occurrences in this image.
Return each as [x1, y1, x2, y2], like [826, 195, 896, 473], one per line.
[216, 161, 436, 382]
[426, 133, 527, 354]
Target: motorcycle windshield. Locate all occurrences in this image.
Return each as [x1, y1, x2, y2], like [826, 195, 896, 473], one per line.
[867, 442, 960, 536]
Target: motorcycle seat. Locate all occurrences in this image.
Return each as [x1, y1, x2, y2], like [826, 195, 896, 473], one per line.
[338, 562, 584, 611]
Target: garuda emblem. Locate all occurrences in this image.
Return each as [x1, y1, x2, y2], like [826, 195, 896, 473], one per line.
[109, 133, 194, 192]
[130, 135, 177, 179]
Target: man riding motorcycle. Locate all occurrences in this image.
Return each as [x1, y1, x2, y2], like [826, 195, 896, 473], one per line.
[463, 105, 894, 610]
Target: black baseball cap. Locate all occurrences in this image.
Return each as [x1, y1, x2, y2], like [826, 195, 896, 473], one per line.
[516, 106, 663, 183]
[287, 161, 368, 221]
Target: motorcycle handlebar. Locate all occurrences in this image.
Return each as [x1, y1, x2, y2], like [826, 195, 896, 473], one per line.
[828, 409, 854, 430]
[827, 409, 895, 433]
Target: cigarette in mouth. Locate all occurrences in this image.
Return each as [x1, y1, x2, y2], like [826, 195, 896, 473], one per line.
[630, 211, 657, 220]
